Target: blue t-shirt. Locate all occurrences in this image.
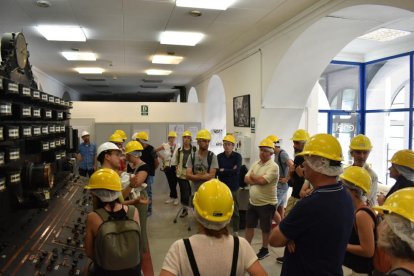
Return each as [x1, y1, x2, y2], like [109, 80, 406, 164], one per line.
[217, 151, 242, 191]
[78, 142, 97, 170]
[279, 182, 354, 276]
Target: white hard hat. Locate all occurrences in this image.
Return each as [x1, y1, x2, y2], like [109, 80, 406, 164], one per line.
[131, 132, 138, 140]
[97, 142, 121, 158]
[81, 130, 90, 137]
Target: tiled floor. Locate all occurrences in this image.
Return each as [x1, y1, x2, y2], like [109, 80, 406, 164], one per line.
[147, 191, 284, 275]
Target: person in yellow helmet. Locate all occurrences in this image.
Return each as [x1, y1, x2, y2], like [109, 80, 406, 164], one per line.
[84, 168, 141, 275]
[171, 130, 197, 218]
[374, 188, 414, 275]
[270, 133, 354, 276]
[160, 179, 267, 276]
[156, 131, 179, 205]
[134, 131, 159, 215]
[349, 134, 378, 206]
[378, 149, 414, 206]
[245, 138, 279, 260]
[340, 166, 376, 275]
[217, 134, 242, 235]
[186, 129, 218, 191]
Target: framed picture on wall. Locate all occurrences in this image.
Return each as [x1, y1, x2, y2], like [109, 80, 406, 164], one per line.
[233, 95, 250, 127]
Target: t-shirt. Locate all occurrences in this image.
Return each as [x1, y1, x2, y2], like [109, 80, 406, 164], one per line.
[127, 162, 150, 184]
[78, 142, 97, 170]
[186, 150, 218, 190]
[162, 234, 257, 276]
[246, 159, 278, 206]
[274, 149, 290, 178]
[140, 145, 157, 176]
[279, 182, 354, 276]
[288, 155, 305, 198]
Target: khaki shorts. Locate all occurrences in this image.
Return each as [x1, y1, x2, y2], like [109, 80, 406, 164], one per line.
[285, 196, 300, 216]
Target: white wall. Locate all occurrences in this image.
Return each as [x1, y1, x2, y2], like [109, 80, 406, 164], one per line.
[32, 67, 81, 100]
[71, 101, 203, 123]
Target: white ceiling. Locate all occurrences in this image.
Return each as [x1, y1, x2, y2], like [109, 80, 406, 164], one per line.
[0, 0, 414, 101]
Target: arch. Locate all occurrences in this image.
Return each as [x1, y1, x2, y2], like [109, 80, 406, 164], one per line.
[188, 87, 198, 103]
[205, 75, 226, 154]
[256, 3, 414, 158]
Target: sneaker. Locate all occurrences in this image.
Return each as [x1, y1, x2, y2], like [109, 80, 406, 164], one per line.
[276, 256, 284, 264]
[257, 247, 269, 260]
[165, 198, 174, 204]
[173, 199, 179, 206]
[180, 208, 188, 218]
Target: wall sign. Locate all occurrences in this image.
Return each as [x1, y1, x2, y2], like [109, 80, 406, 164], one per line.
[141, 105, 149, 116]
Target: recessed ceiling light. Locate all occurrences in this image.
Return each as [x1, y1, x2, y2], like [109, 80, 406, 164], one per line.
[37, 25, 86, 41]
[62, 52, 97, 61]
[35, 0, 51, 8]
[176, 0, 236, 10]
[160, 31, 204, 46]
[145, 69, 172, 76]
[152, 55, 183, 64]
[359, 28, 411, 42]
[75, 67, 104, 74]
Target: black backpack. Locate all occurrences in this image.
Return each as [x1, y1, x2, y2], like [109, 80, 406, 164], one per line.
[239, 165, 248, 188]
[191, 150, 214, 174]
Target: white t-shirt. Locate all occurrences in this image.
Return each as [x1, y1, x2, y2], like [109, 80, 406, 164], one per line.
[162, 234, 257, 276]
[159, 142, 177, 167]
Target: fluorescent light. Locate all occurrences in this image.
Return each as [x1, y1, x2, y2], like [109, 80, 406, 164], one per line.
[160, 31, 204, 46]
[37, 25, 86, 41]
[145, 69, 172, 76]
[152, 55, 183, 64]
[359, 28, 411, 42]
[176, 0, 236, 10]
[75, 67, 104, 74]
[62, 52, 97, 61]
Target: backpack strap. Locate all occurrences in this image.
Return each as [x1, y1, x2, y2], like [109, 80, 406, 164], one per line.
[207, 151, 213, 173]
[191, 151, 196, 174]
[94, 208, 111, 222]
[277, 150, 285, 177]
[230, 236, 239, 276]
[125, 205, 136, 220]
[183, 238, 201, 276]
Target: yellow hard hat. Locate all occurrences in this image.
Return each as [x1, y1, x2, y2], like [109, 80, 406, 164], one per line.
[109, 133, 123, 143]
[223, 134, 236, 144]
[196, 129, 211, 141]
[85, 168, 122, 191]
[291, 129, 310, 142]
[298, 133, 343, 161]
[182, 130, 192, 137]
[374, 187, 414, 223]
[125, 140, 143, 154]
[259, 138, 275, 149]
[136, 131, 149, 141]
[266, 135, 279, 143]
[350, 134, 373, 151]
[168, 131, 177, 138]
[390, 149, 414, 170]
[340, 166, 371, 194]
[114, 129, 127, 140]
[193, 179, 234, 223]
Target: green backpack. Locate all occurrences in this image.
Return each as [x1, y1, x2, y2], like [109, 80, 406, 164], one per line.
[94, 205, 141, 271]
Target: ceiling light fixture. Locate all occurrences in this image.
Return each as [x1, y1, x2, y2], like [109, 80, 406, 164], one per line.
[37, 25, 86, 41]
[75, 67, 104, 74]
[160, 31, 204, 46]
[62, 52, 97, 61]
[35, 0, 51, 8]
[152, 55, 183, 64]
[359, 28, 411, 42]
[176, 0, 236, 10]
[145, 69, 172, 76]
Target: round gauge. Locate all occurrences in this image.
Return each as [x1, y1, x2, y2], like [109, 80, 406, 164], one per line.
[14, 33, 28, 69]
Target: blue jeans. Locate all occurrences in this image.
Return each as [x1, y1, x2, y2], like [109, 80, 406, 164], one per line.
[277, 183, 289, 208]
[147, 175, 154, 212]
